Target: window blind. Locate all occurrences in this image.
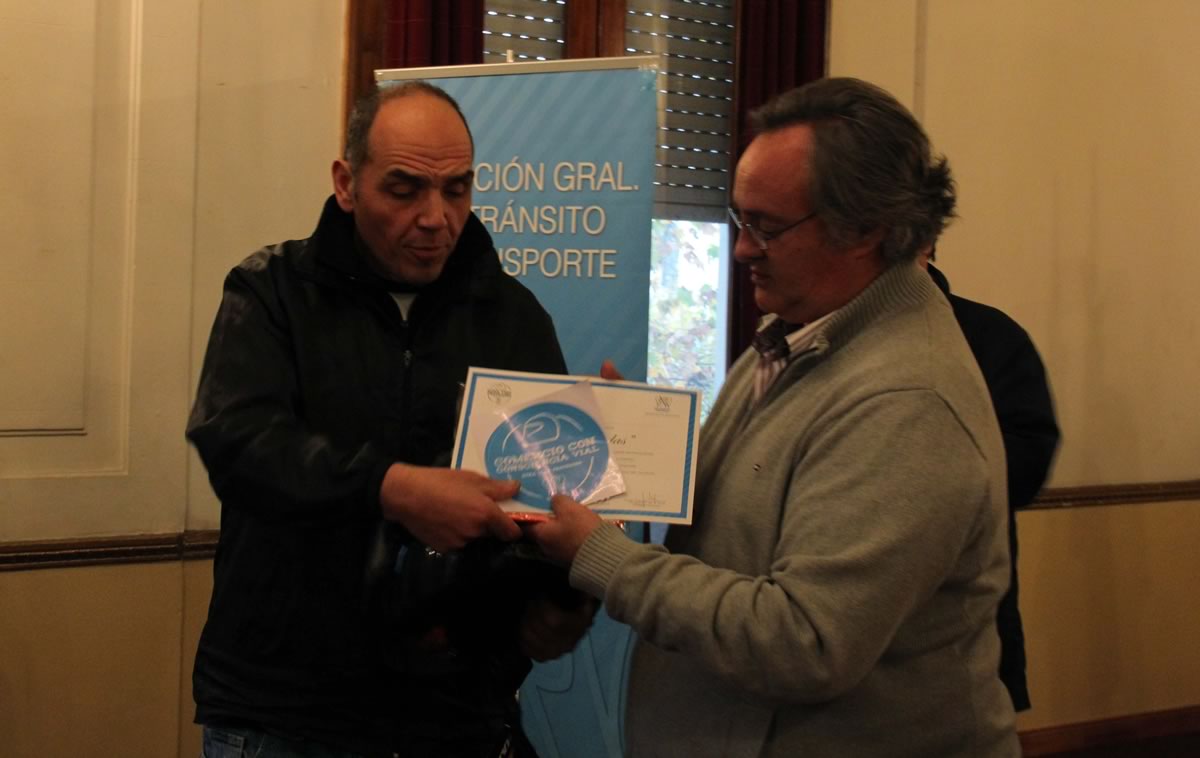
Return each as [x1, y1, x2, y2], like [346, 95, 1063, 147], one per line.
[483, 0, 565, 62]
[483, 0, 733, 221]
[626, 0, 734, 221]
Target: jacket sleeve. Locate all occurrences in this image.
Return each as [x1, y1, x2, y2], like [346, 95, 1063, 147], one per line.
[951, 296, 1060, 510]
[187, 264, 393, 521]
[570, 389, 1001, 703]
[980, 329, 1060, 509]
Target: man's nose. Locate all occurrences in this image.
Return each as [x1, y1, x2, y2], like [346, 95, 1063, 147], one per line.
[415, 190, 448, 229]
[732, 229, 764, 263]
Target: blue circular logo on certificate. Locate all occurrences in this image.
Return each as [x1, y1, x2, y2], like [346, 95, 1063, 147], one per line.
[484, 402, 609, 509]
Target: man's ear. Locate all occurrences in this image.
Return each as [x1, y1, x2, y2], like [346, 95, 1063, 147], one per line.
[332, 159, 355, 212]
[916, 244, 934, 270]
[846, 228, 886, 261]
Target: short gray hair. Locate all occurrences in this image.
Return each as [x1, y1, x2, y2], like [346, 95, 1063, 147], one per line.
[750, 77, 956, 263]
[344, 81, 474, 175]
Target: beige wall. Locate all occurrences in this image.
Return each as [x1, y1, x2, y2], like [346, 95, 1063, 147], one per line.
[829, 0, 1200, 487]
[0, 1, 344, 755]
[830, 0, 1200, 731]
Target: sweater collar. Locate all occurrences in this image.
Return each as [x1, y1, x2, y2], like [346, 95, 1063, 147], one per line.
[808, 261, 940, 355]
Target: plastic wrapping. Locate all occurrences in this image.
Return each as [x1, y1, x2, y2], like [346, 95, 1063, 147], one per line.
[472, 380, 626, 517]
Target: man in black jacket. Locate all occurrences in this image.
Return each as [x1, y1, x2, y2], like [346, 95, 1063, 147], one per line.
[927, 259, 1060, 711]
[188, 82, 590, 757]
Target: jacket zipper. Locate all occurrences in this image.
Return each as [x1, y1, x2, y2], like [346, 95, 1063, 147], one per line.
[397, 315, 415, 453]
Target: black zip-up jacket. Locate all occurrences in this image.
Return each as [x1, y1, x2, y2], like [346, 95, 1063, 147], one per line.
[187, 196, 568, 755]
[929, 264, 1059, 712]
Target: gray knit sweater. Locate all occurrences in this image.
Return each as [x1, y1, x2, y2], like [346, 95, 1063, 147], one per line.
[571, 262, 1019, 757]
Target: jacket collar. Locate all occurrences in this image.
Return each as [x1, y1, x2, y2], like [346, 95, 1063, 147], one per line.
[294, 195, 504, 301]
[927, 263, 952, 296]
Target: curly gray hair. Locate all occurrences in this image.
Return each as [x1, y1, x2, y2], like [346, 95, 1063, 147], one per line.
[750, 77, 956, 263]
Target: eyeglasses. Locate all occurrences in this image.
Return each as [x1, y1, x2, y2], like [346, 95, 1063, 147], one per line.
[727, 206, 818, 252]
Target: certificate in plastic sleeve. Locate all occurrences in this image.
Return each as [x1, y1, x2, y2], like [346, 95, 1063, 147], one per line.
[452, 367, 700, 524]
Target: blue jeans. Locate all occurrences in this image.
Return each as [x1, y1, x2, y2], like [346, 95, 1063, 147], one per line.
[201, 725, 371, 758]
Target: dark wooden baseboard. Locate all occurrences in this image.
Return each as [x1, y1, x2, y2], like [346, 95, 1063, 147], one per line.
[0, 529, 219, 572]
[1020, 705, 1200, 756]
[1033, 479, 1200, 510]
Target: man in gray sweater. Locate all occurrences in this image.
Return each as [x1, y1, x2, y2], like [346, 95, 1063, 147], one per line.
[530, 77, 1020, 757]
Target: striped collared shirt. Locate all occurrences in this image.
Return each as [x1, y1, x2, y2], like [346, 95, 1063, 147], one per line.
[751, 312, 835, 403]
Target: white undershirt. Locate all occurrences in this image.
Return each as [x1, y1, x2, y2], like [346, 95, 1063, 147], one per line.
[389, 292, 417, 321]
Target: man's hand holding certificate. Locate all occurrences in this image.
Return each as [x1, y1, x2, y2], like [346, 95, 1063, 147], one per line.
[452, 366, 700, 524]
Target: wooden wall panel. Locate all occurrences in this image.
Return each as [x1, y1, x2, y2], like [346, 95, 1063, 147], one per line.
[0, 3, 93, 433]
[0, 0, 199, 541]
[0, 562, 184, 757]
